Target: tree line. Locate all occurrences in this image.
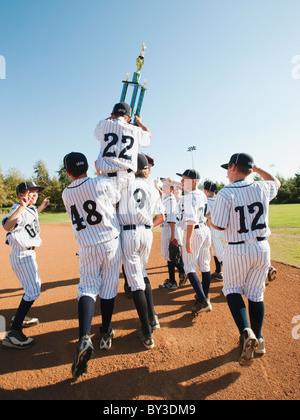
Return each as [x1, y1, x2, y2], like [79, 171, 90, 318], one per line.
[0, 160, 299, 213]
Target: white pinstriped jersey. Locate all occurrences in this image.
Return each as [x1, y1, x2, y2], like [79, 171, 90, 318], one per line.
[206, 196, 224, 262]
[206, 197, 215, 214]
[161, 194, 178, 227]
[62, 176, 120, 247]
[2, 203, 42, 250]
[118, 178, 165, 226]
[94, 117, 151, 173]
[177, 189, 207, 230]
[211, 180, 279, 243]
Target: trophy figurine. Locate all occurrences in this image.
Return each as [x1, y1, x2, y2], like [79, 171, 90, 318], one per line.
[120, 43, 148, 124]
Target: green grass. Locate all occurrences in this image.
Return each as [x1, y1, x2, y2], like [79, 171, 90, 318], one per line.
[1, 204, 299, 267]
[38, 212, 70, 224]
[268, 204, 300, 268]
[268, 203, 300, 229]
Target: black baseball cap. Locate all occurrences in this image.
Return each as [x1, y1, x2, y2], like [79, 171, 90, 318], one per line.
[176, 169, 201, 180]
[112, 102, 132, 118]
[204, 180, 217, 192]
[63, 152, 88, 173]
[137, 153, 149, 170]
[221, 153, 254, 170]
[16, 181, 45, 195]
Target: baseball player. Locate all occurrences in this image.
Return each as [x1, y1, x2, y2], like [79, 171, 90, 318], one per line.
[211, 153, 280, 365]
[176, 169, 212, 315]
[94, 102, 151, 190]
[203, 181, 224, 281]
[123, 154, 156, 299]
[118, 154, 165, 350]
[62, 152, 122, 380]
[2, 182, 50, 349]
[159, 179, 185, 290]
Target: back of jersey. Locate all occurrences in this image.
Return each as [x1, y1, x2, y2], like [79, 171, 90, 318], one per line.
[118, 178, 164, 227]
[62, 177, 120, 246]
[161, 194, 178, 227]
[178, 189, 207, 230]
[95, 118, 151, 173]
[212, 179, 279, 243]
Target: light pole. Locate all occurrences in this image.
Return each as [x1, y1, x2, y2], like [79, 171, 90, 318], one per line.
[187, 146, 197, 169]
[270, 164, 275, 176]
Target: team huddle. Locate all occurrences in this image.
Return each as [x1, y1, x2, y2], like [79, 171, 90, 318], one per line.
[1, 102, 281, 380]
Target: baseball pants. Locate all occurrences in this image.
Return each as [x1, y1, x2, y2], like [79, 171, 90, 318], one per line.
[183, 225, 211, 273]
[222, 238, 270, 302]
[78, 236, 121, 301]
[121, 225, 153, 292]
[104, 171, 135, 191]
[210, 226, 224, 263]
[9, 249, 41, 302]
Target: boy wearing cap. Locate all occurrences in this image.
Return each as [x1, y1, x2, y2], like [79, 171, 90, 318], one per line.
[203, 180, 224, 281]
[159, 178, 185, 290]
[2, 182, 50, 349]
[62, 152, 122, 379]
[176, 170, 212, 315]
[94, 102, 151, 190]
[211, 153, 280, 365]
[118, 154, 165, 349]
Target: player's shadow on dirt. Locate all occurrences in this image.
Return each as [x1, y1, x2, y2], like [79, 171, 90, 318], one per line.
[0, 348, 241, 400]
[0, 289, 24, 300]
[41, 277, 79, 292]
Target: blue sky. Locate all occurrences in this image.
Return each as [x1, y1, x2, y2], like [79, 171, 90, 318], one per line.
[0, 0, 299, 186]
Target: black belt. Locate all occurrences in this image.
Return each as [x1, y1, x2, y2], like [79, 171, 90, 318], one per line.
[26, 247, 35, 250]
[123, 225, 151, 231]
[228, 237, 266, 245]
[194, 223, 205, 229]
[107, 169, 133, 178]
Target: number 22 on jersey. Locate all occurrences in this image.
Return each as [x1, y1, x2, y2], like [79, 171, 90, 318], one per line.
[103, 133, 134, 161]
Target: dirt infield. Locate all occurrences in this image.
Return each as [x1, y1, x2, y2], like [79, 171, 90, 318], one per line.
[0, 224, 299, 401]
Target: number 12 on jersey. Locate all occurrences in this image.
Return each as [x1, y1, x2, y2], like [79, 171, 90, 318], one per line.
[235, 202, 266, 234]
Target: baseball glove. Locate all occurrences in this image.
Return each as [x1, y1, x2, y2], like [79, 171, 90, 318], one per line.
[268, 266, 277, 282]
[169, 240, 182, 264]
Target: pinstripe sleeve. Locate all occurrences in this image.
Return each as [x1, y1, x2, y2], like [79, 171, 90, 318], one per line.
[261, 180, 279, 202]
[211, 191, 231, 229]
[94, 120, 105, 141]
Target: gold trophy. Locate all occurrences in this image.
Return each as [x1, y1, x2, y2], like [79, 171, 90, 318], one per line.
[120, 44, 148, 124]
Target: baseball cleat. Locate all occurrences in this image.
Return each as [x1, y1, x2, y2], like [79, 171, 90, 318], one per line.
[179, 273, 188, 287]
[239, 328, 258, 366]
[255, 337, 266, 357]
[11, 316, 39, 328]
[137, 329, 154, 350]
[211, 271, 223, 281]
[72, 334, 94, 380]
[2, 329, 35, 349]
[100, 328, 115, 350]
[149, 314, 160, 331]
[268, 266, 277, 282]
[159, 279, 178, 290]
[191, 297, 212, 315]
